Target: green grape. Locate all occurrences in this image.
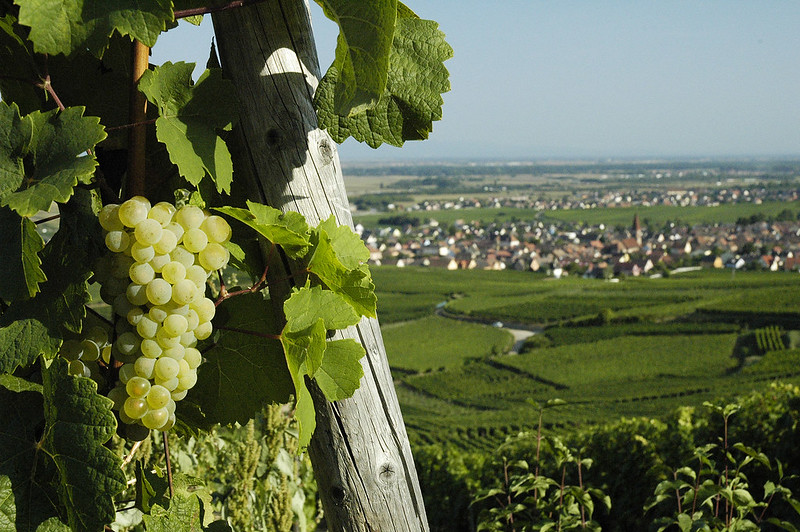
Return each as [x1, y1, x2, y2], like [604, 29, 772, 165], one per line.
[99, 204, 124, 231]
[116, 331, 140, 357]
[113, 294, 135, 318]
[118, 363, 137, 384]
[185, 264, 208, 289]
[127, 307, 144, 326]
[134, 356, 156, 379]
[101, 345, 112, 364]
[160, 414, 177, 431]
[107, 386, 127, 410]
[148, 306, 168, 324]
[163, 314, 189, 336]
[186, 310, 200, 332]
[165, 221, 185, 242]
[130, 241, 155, 263]
[134, 218, 163, 246]
[175, 205, 204, 230]
[170, 245, 195, 269]
[158, 377, 179, 392]
[112, 254, 136, 278]
[142, 408, 169, 430]
[59, 339, 83, 361]
[171, 389, 188, 401]
[161, 345, 185, 360]
[136, 316, 158, 339]
[182, 227, 208, 253]
[80, 339, 101, 362]
[177, 369, 197, 391]
[198, 242, 230, 272]
[194, 321, 213, 341]
[126, 283, 149, 306]
[129, 262, 155, 285]
[68, 359, 89, 377]
[92, 255, 113, 283]
[153, 228, 178, 254]
[123, 396, 149, 419]
[171, 279, 198, 305]
[161, 261, 186, 284]
[184, 347, 202, 369]
[156, 328, 181, 348]
[126, 422, 152, 441]
[200, 215, 232, 243]
[105, 230, 130, 253]
[151, 253, 171, 273]
[140, 338, 162, 358]
[192, 297, 216, 323]
[118, 196, 150, 227]
[180, 331, 197, 347]
[154, 357, 179, 380]
[126, 376, 151, 398]
[165, 302, 190, 315]
[85, 325, 109, 346]
[118, 410, 136, 425]
[105, 276, 129, 297]
[146, 385, 171, 409]
[148, 202, 176, 226]
[146, 278, 172, 306]
[165, 398, 177, 415]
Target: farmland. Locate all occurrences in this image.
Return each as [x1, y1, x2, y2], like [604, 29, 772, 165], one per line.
[374, 267, 800, 450]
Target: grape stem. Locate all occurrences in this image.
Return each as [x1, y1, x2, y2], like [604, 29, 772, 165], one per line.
[215, 243, 276, 306]
[120, 440, 144, 467]
[174, 0, 268, 19]
[34, 214, 60, 225]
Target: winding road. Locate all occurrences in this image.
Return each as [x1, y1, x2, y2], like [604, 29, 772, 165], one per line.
[434, 303, 544, 354]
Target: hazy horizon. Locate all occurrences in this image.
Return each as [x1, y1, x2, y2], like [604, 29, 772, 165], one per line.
[152, 2, 800, 162]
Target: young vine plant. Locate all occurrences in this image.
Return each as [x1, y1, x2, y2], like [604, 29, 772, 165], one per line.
[0, 0, 452, 530]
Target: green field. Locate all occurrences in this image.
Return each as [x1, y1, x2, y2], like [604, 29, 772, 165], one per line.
[373, 267, 800, 450]
[355, 200, 797, 229]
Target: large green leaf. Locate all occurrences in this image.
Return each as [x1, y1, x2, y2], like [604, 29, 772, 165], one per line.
[317, 215, 369, 269]
[282, 285, 360, 333]
[0, 191, 98, 374]
[215, 201, 310, 258]
[0, 104, 106, 217]
[0, 14, 45, 115]
[315, 339, 365, 401]
[193, 293, 294, 425]
[306, 228, 377, 318]
[0, 101, 32, 200]
[0, 207, 46, 301]
[14, 0, 172, 57]
[0, 359, 125, 532]
[138, 62, 237, 194]
[315, 7, 453, 147]
[314, 0, 397, 115]
[41, 359, 126, 531]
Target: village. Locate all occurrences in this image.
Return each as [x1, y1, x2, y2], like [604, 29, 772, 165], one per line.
[355, 184, 800, 278]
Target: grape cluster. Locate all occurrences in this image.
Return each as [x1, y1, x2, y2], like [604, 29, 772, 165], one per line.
[58, 325, 111, 382]
[95, 196, 231, 432]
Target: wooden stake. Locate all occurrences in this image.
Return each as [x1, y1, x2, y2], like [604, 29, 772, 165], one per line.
[127, 40, 150, 198]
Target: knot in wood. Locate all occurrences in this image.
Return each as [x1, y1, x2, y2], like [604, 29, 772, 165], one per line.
[378, 461, 396, 485]
[331, 484, 347, 503]
[318, 137, 334, 163]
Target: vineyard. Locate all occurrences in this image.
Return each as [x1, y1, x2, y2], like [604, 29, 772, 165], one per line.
[373, 267, 800, 451]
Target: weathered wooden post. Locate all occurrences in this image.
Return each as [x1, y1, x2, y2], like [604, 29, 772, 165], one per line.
[211, 1, 430, 530]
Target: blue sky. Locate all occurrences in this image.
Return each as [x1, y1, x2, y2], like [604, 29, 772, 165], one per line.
[152, 2, 800, 161]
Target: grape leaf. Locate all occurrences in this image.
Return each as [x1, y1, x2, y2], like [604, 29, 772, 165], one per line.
[0, 101, 32, 200]
[215, 201, 310, 258]
[14, 0, 172, 57]
[283, 285, 360, 333]
[0, 192, 97, 374]
[315, 8, 453, 147]
[0, 207, 46, 301]
[317, 215, 369, 269]
[0, 14, 45, 115]
[0, 104, 106, 217]
[0, 360, 125, 532]
[40, 358, 126, 532]
[314, 0, 397, 115]
[142, 489, 229, 532]
[138, 62, 237, 194]
[0, 373, 42, 393]
[307, 228, 377, 318]
[193, 293, 294, 425]
[315, 339, 365, 401]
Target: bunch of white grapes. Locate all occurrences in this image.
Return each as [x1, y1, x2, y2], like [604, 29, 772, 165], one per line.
[94, 196, 231, 432]
[58, 325, 111, 383]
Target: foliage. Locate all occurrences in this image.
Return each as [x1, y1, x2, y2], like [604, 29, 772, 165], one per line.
[0, 0, 452, 529]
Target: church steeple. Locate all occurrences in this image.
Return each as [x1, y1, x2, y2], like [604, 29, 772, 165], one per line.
[633, 212, 642, 246]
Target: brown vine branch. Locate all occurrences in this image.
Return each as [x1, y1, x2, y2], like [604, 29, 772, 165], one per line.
[215, 243, 276, 306]
[34, 214, 60, 225]
[173, 0, 268, 19]
[163, 432, 175, 498]
[127, 40, 150, 198]
[42, 75, 66, 112]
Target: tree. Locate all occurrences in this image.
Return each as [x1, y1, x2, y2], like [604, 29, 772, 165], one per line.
[0, 0, 451, 530]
